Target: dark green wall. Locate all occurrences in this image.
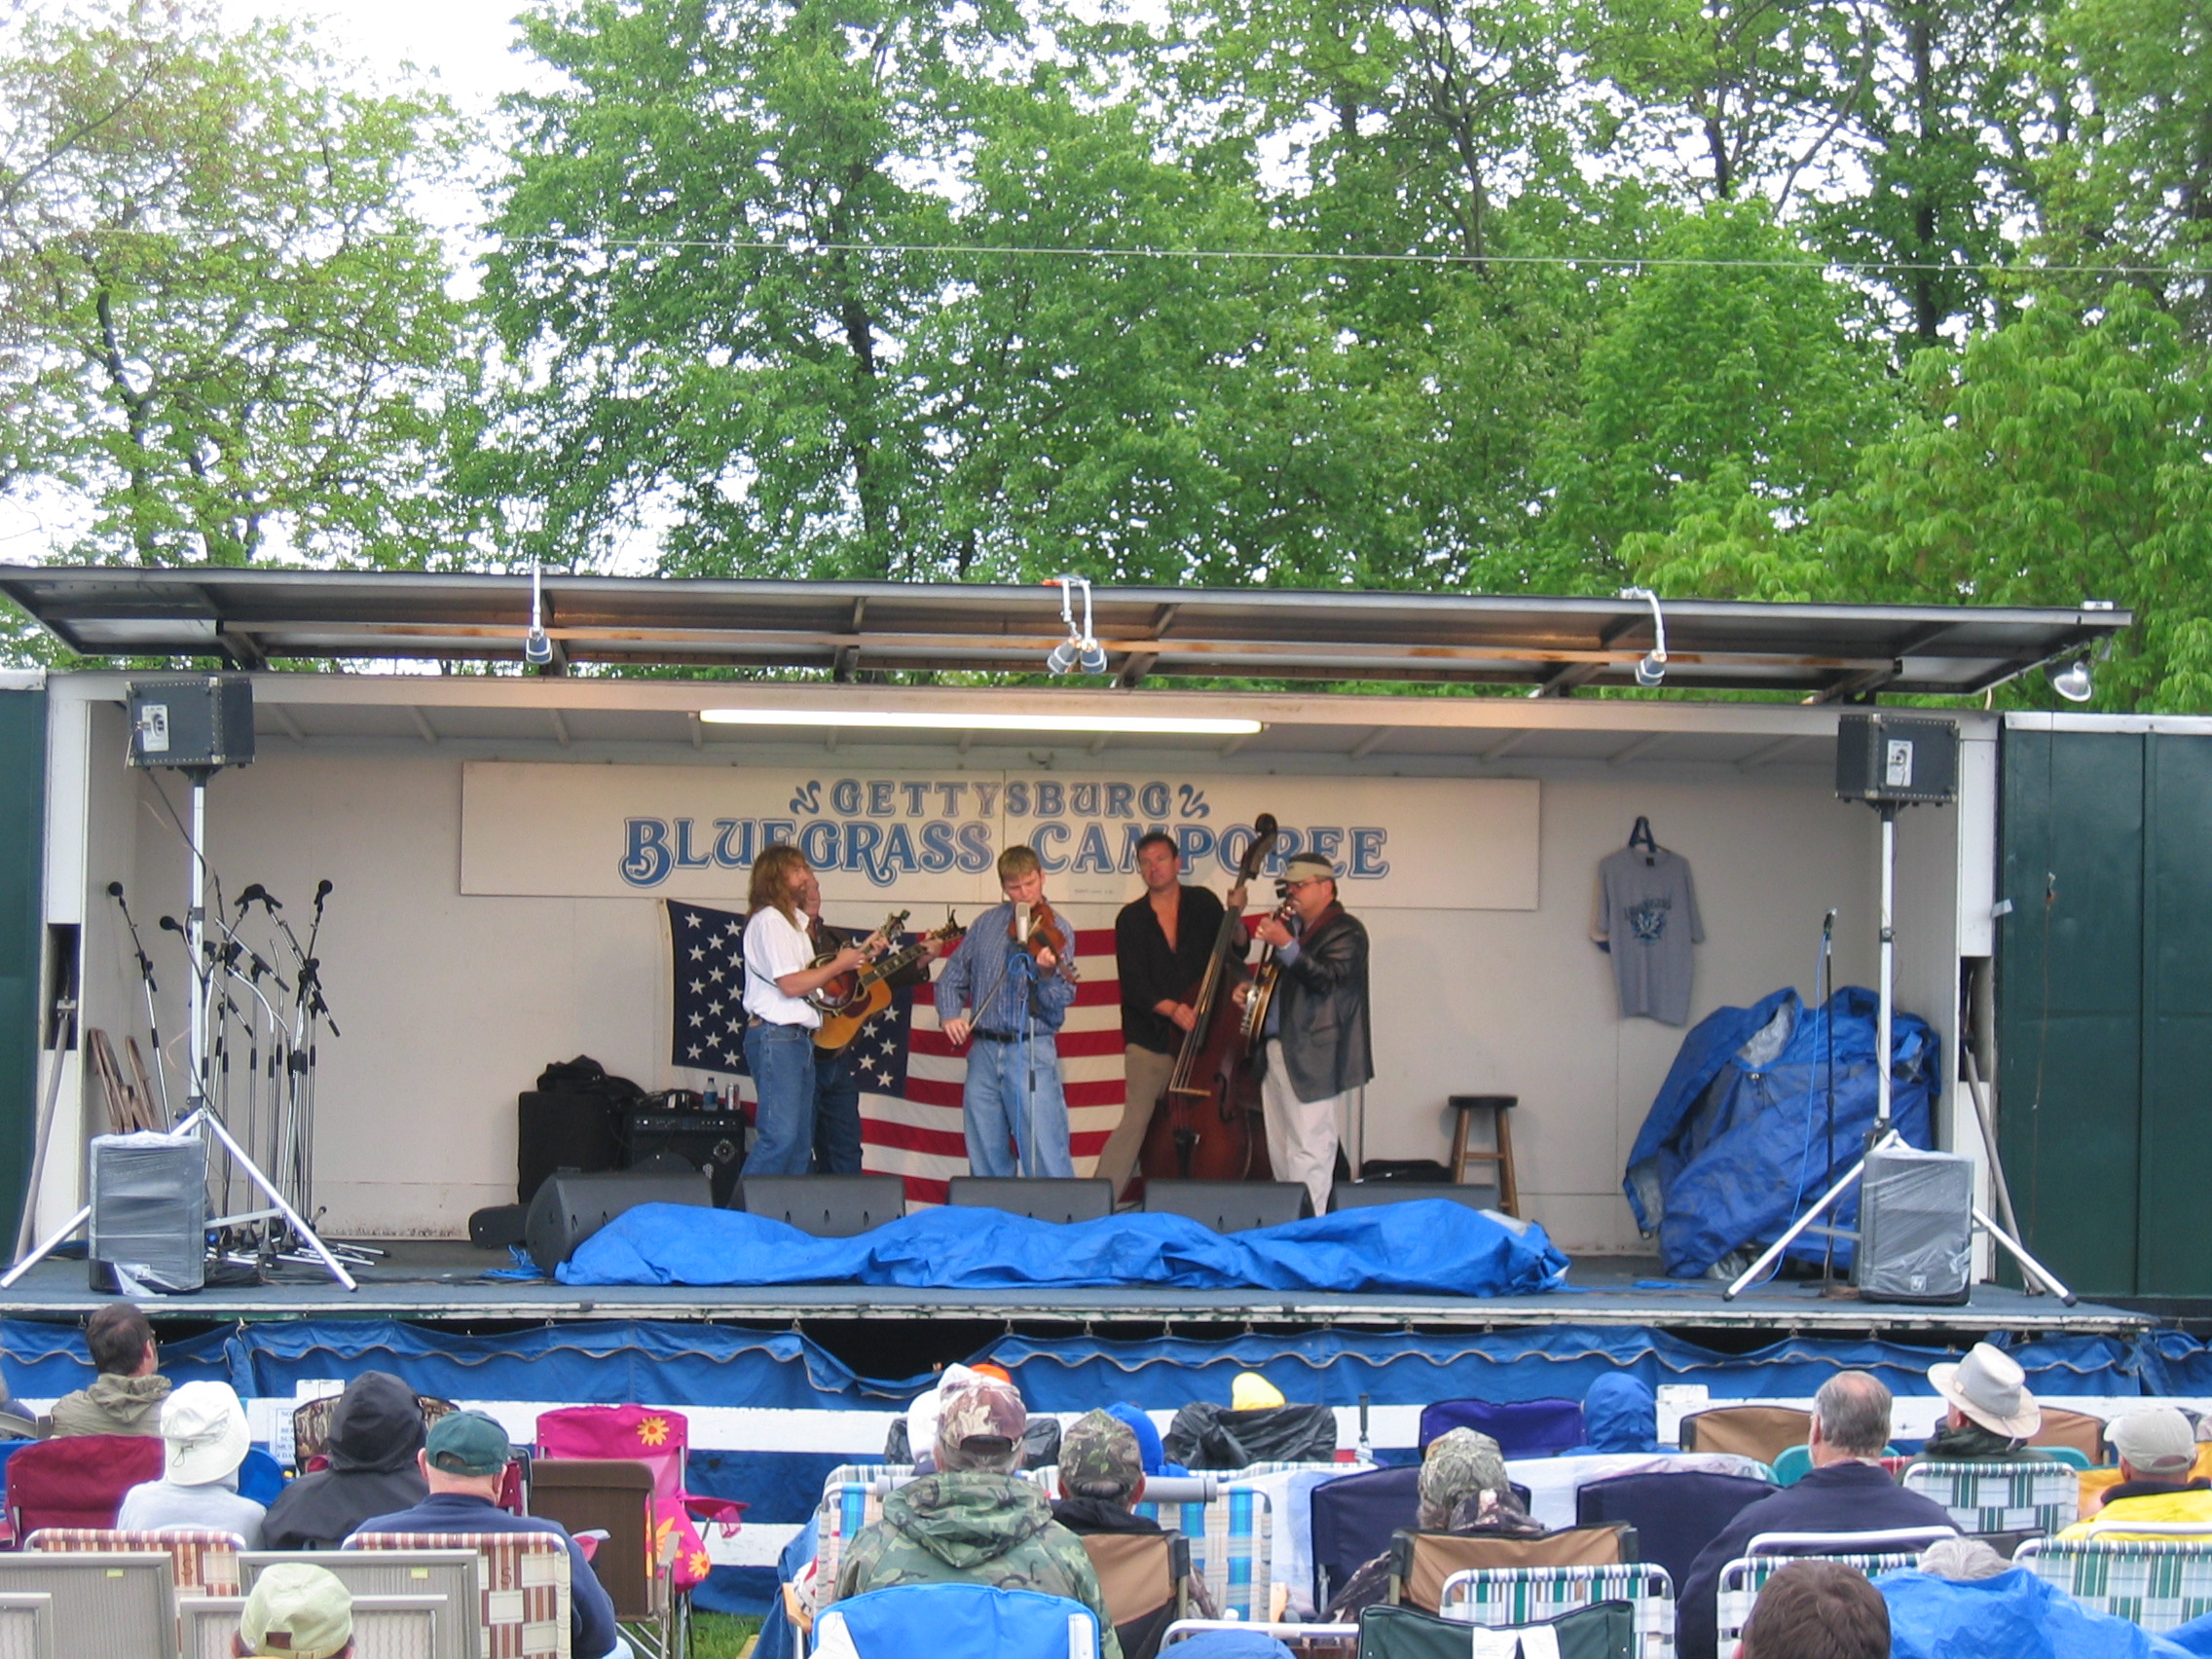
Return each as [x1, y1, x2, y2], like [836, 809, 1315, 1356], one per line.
[1999, 726, 2212, 1298]
[0, 689, 44, 1248]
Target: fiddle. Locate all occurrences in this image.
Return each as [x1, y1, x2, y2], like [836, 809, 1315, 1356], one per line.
[1012, 899, 1074, 978]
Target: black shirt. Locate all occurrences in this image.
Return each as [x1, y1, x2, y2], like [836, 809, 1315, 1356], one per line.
[1115, 885, 1229, 1055]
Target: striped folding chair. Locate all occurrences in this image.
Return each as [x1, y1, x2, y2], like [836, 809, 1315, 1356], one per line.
[1134, 1485, 1272, 1623]
[1439, 1563, 1675, 1658]
[2015, 1532, 2212, 1634]
[1900, 1460, 2080, 1536]
[1714, 1548, 1935, 1658]
[348, 1530, 571, 1659]
[26, 1527, 247, 1595]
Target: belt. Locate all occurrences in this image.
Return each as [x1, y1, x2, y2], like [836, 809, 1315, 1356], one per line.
[970, 1029, 1021, 1044]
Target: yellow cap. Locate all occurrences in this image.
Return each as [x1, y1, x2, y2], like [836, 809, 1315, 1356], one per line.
[1231, 1372, 1285, 1411]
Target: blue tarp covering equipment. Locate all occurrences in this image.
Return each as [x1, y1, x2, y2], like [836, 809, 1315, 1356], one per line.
[1881, 1568, 2195, 1659]
[557, 1198, 1573, 1297]
[1623, 985, 1939, 1277]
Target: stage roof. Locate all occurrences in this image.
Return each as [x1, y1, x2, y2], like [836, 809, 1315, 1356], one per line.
[0, 566, 2128, 699]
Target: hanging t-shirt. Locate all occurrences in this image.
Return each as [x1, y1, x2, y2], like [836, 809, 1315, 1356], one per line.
[1594, 845, 1705, 1025]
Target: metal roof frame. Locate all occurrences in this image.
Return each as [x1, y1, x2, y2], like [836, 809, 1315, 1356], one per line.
[0, 566, 2129, 699]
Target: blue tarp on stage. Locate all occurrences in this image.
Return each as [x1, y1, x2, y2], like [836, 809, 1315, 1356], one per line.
[556, 1198, 1573, 1297]
[1624, 985, 1939, 1277]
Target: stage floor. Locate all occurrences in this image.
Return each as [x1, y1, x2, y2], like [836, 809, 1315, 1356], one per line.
[0, 1241, 2152, 1337]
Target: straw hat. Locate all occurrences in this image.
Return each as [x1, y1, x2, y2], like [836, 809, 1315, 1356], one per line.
[1927, 1343, 2041, 1440]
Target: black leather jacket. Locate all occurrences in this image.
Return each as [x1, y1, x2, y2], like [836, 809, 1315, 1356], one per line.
[1264, 904, 1374, 1102]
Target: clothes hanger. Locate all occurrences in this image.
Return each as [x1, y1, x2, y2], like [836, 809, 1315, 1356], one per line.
[1628, 816, 1659, 864]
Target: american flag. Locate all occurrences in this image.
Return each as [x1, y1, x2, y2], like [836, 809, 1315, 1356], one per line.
[666, 900, 1126, 1203]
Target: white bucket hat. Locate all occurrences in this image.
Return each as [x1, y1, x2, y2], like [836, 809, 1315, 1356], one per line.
[161, 1380, 250, 1487]
[1927, 1342, 2041, 1440]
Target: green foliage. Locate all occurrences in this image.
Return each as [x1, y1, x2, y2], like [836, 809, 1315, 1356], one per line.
[0, 3, 476, 567]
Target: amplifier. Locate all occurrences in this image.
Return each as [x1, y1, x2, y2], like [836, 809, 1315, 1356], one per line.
[623, 1112, 747, 1209]
[524, 1167, 712, 1274]
[90, 1131, 207, 1294]
[1855, 1143, 1973, 1305]
[517, 1090, 622, 1203]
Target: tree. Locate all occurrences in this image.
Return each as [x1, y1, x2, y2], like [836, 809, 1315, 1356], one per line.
[0, 3, 474, 569]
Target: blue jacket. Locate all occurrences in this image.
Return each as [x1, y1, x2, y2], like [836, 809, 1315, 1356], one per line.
[351, 1490, 622, 1659]
[934, 903, 1078, 1035]
[1676, 1459, 1954, 1659]
[1559, 1374, 1660, 1456]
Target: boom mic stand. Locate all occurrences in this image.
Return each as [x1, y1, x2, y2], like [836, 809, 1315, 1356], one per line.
[107, 883, 172, 1118]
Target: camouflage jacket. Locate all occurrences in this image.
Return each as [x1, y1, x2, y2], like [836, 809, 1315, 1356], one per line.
[834, 1471, 1124, 1659]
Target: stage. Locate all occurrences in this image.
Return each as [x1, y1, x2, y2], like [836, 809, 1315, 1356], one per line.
[0, 1240, 2152, 1339]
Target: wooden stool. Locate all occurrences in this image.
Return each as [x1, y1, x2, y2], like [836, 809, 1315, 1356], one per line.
[1446, 1094, 1519, 1216]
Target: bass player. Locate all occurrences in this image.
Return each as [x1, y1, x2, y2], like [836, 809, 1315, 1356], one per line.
[1101, 832, 1249, 1204]
[1233, 851, 1373, 1216]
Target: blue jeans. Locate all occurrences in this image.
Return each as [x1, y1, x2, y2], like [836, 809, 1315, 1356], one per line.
[962, 1032, 1072, 1178]
[813, 1046, 863, 1174]
[744, 1020, 819, 1176]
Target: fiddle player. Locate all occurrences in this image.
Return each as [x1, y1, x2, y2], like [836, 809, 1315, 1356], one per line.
[1099, 832, 1248, 1204]
[801, 871, 951, 1175]
[1233, 852, 1373, 1215]
[936, 846, 1080, 1177]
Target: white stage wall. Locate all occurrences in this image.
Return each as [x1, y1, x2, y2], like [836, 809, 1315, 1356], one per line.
[63, 735, 1924, 1251]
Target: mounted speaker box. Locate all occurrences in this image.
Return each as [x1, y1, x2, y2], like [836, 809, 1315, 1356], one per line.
[125, 675, 254, 771]
[1855, 1143, 1973, 1305]
[524, 1168, 711, 1274]
[1834, 714, 1958, 806]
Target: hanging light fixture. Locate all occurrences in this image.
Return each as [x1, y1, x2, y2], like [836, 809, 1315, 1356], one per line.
[1045, 576, 1107, 675]
[2047, 656, 2093, 703]
[523, 560, 554, 667]
[1621, 586, 1669, 687]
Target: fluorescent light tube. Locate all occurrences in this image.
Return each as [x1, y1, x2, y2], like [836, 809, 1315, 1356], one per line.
[697, 709, 1263, 736]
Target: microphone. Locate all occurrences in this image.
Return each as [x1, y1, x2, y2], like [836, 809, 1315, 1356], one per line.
[240, 883, 279, 911]
[1823, 907, 1836, 937]
[315, 879, 333, 901]
[106, 881, 124, 899]
[159, 915, 182, 935]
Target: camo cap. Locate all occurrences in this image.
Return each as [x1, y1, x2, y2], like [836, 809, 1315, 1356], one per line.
[934, 1369, 1026, 1461]
[1060, 1409, 1144, 1498]
[1419, 1427, 1507, 1527]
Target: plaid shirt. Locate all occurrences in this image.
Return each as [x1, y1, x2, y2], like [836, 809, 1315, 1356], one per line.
[933, 903, 1077, 1035]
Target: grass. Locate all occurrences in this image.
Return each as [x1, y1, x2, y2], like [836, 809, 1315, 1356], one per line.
[690, 1611, 763, 1657]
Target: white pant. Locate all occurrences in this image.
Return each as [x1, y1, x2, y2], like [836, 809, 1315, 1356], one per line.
[1262, 1042, 1354, 1217]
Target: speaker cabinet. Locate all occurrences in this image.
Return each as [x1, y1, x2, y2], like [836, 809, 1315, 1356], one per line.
[944, 1177, 1113, 1225]
[622, 1112, 746, 1208]
[1834, 714, 1958, 806]
[524, 1168, 711, 1273]
[739, 1174, 905, 1238]
[517, 1091, 622, 1204]
[1855, 1143, 1973, 1305]
[1142, 1179, 1311, 1233]
[90, 1131, 207, 1294]
[126, 676, 254, 770]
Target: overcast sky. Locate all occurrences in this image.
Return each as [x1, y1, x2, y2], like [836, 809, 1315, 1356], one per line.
[217, 0, 549, 117]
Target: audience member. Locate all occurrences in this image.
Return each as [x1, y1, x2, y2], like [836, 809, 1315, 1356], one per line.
[1559, 1374, 1661, 1455]
[1677, 1372, 1954, 1659]
[262, 1372, 429, 1551]
[1106, 1402, 1186, 1477]
[1051, 1409, 1217, 1657]
[236, 1562, 353, 1659]
[835, 1371, 1121, 1658]
[1324, 1427, 1545, 1621]
[50, 1303, 169, 1438]
[1915, 1536, 2009, 1581]
[2063, 1406, 2212, 1533]
[1911, 1343, 2048, 1465]
[117, 1381, 267, 1545]
[352, 1410, 630, 1659]
[1737, 1560, 1889, 1659]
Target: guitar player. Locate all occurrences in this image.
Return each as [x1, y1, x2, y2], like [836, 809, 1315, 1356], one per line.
[802, 870, 951, 1175]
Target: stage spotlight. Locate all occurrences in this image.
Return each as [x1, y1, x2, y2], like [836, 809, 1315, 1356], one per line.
[524, 560, 554, 667]
[2048, 656, 2093, 703]
[1045, 575, 1105, 676]
[1621, 586, 1669, 688]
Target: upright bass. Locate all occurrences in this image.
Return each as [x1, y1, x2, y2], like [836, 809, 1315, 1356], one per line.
[1138, 815, 1280, 1183]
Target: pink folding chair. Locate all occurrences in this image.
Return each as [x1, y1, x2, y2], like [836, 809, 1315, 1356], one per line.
[535, 1406, 745, 1593]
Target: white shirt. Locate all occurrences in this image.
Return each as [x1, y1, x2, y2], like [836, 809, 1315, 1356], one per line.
[742, 904, 823, 1028]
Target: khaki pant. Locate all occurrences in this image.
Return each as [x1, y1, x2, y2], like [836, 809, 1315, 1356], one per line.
[1262, 1040, 1354, 1217]
[1094, 1043, 1176, 1201]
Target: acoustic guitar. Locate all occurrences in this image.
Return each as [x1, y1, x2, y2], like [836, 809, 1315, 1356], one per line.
[814, 913, 966, 1052]
[807, 909, 908, 1014]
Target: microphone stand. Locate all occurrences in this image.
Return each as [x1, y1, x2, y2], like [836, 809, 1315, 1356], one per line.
[1819, 907, 1839, 1290]
[108, 883, 172, 1119]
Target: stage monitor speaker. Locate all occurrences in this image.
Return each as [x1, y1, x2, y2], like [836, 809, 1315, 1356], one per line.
[518, 1091, 622, 1204]
[468, 1202, 529, 1249]
[1142, 1179, 1310, 1233]
[525, 1167, 711, 1273]
[89, 1131, 208, 1294]
[622, 1112, 746, 1208]
[740, 1174, 905, 1238]
[126, 675, 254, 770]
[1834, 713, 1958, 806]
[1854, 1143, 1973, 1305]
[945, 1177, 1113, 1225]
[1329, 1181, 1500, 1217]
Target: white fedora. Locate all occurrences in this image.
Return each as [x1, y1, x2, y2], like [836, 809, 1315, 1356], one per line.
[1927, 1342, 2041, 1440]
